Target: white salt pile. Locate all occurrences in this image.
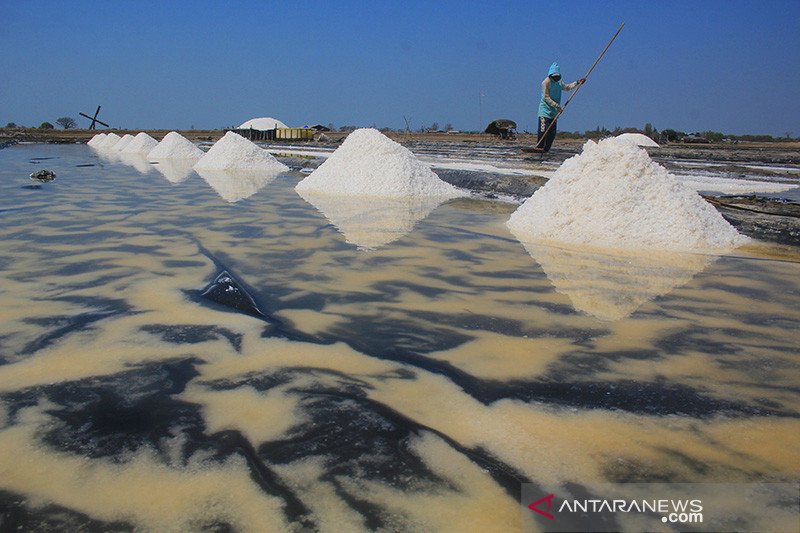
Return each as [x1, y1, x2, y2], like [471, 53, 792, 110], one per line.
[193, 131, 289, 173]
[614, 132, 659, 147]
[87, 133, 106, 147]
[96, 133, 121, 149]
[121, 132, 159, 155]
[295, 128, 466, 199]
[111, 134, 136, 152]
[238, 117, 288, 130]
[148, 131, 204, 161]
[507, 137, 749, 252]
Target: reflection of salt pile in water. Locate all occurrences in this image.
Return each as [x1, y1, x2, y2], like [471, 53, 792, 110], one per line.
[614, 132, 659, 147]
[194, 131, 289, 173]
[297, 191, 448, 250]
[111, 134, 135, 152]
[519, 242, 714, 321]
[508, 137, 748, 252]
[118, 154, 154, 175]
[295, 128, 466, 199]
[196, 169, 279, 203]
[154, 159, 196, 184]
[121, 132, 159, 155]
[148, 131, 205, 161]
[87, 133, 107, 147]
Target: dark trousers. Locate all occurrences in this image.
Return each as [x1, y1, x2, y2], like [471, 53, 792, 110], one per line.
[536, 116, 557, 152]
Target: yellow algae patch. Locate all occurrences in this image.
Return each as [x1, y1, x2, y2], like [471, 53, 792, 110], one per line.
[272, 458, 369, 533]
[366, 370, 800, 488]
[428, 332, 576, 380]
[338, 432, 521, 533]
[0, 406, 291, 532]
[273, 308, 346, 336]
[195, 337, 399, 383]
[183, 384, 305, 445]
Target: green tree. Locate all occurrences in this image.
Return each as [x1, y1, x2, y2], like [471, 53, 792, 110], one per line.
[39, 122, 54, 129]
[702, 131, 724, 142]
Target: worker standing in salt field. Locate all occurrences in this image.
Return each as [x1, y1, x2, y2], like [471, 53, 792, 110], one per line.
[536, 62, 585, 152]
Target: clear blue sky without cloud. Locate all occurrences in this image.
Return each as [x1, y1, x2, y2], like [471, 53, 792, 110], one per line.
[2, 1, 798, 135]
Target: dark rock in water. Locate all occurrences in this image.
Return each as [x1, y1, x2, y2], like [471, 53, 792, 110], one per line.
[199, 270, 266, 319]
[30, 169, 56, 183]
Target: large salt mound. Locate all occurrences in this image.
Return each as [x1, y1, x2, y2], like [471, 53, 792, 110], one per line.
[238, 117, 288, 130]
[121, 132, 159, 155]
[87, 133, 106, 147]
[148, 131, 205, 161]
[295, 128, 466, 199]
[614, 132, 659, 147]
[193, 131, 289, 172]
[507, 138, 748, 252]
[96, 133, 121, 149]
[111, 134, 136, 152]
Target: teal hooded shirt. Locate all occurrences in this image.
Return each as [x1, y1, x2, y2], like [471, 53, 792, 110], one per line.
[538, 62, 562, 119]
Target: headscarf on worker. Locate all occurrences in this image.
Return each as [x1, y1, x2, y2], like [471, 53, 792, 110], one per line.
[538, 62, 579, 119]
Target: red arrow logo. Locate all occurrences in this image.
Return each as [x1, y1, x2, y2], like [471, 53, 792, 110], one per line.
[528, 493, 556, 519]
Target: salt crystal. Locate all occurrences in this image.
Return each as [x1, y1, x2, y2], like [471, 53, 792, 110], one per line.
[121, 132, 159, 155]
[295, 128, 466, 199]
[148, 131, 205, 161]
[193, 131, 288, 173]
[507, 137, 748, 252]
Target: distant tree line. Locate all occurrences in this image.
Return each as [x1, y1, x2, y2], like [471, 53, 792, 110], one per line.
[0, 118, 794, 143]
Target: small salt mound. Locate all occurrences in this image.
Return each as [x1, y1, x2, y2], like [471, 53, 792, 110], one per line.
[121, 132, 159, 155]
[507, 138, 748, 252]
[148, 132, 205, 161]
[238, 117, 288, 130]
[111, 134, 136, 152]
[614, 132, 659, 147]
[295, 128, 466, 199]
[96, 133, 121, 149]
[87, 133, 106, 147]
[193, 131, 289, 173]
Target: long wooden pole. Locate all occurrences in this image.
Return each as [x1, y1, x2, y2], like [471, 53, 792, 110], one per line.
[535, 22, 625, 151]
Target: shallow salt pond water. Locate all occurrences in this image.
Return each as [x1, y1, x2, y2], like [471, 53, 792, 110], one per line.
[0, 144, 798, 531]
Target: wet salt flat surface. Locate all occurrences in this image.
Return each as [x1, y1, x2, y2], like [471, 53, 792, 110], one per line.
[0, 144, 799, 531]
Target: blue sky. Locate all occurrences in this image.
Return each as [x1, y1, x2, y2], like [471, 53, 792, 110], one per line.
[2, 1, 798, 135]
